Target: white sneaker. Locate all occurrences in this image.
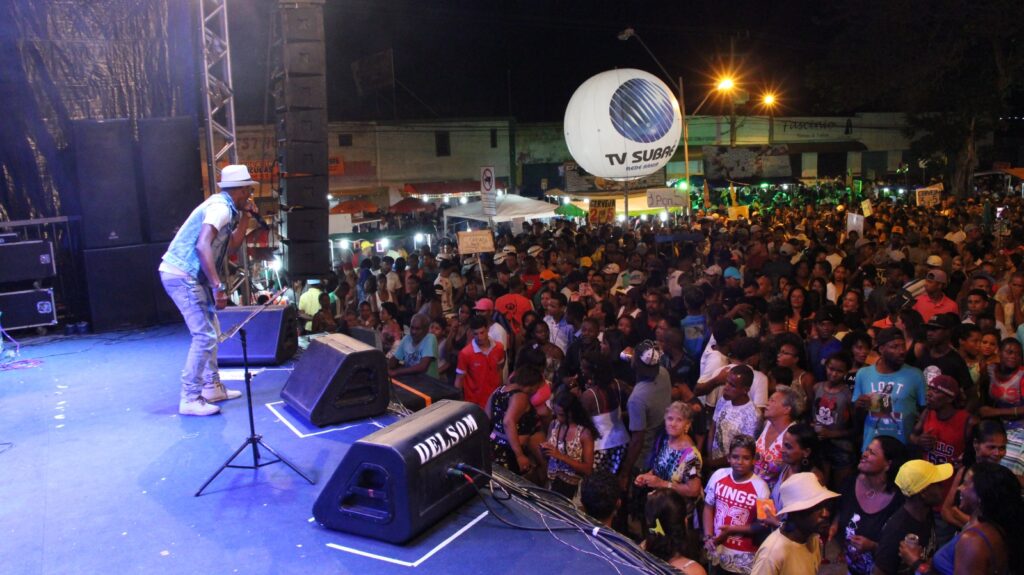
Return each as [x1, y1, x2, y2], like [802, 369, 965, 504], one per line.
[201, 381, 243, 403]
[179, 397, 221, 416]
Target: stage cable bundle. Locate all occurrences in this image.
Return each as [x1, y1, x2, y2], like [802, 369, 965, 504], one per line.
[449, 463, 677, 575]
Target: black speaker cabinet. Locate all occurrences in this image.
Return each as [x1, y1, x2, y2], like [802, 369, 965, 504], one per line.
[313, 400, 491, 543]
[274, 75, 327, 110]
[280, 208, 327, 242]
[0, 240, 56, 283]
[280, 240, 330, 279]
[0, 289, 57, 330]
[281, 5, 324, 42]
[278, 142, 328, 176]
[72, 119, 144, 248]
[83, 245, 158, 331]
[215, 305, 298, 366]
[276, 109, 327, 143]
[138, 117, 203, 243]
[279, 176, 328, 209]
[391, 374, 461, 413]
[280, 333, 389, 426]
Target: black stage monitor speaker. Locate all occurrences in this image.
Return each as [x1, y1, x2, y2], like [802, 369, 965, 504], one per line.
[72, 119, 144, 248]
[280, 333, 389, 426]
[313, 400, 491, 544]
[83, 245, 157, 331]
[0, 240, 56, 283]
[391, 374, 461, 413]
[216, 305, 298, 366]
[138, 117, 203, 243]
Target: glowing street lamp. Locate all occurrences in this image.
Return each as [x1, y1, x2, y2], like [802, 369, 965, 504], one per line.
[761, 93, 778, 143]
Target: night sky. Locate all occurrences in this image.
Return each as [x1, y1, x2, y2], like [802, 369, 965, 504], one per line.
[229, 0, 832, 125]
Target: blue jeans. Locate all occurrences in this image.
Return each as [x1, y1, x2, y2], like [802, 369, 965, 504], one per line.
[161, 273, 221, 401]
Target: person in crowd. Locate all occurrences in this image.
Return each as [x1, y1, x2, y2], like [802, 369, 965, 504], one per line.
[806, 305, 843, 382]
[620, 340, 672, 490]
[388, 313, 438, 379]
[543, 292, 574, 354]
[644, 489, 707, 575]
[853, 327, 927, 450]
[311, 292, 337, 333]
[580, 352, 630, 474]
[901, 462, 1022, 575]
[766, 423, 826, 517]
[541, 388, 597, 498]
[526, 318, 564, 384]
[635, 402, 703, 527]
[940, 418, 1006, 529]
[455, 315, 506, 408]
[430, 317, 452, 380]
[978, 337, 1024, 484]
[486, 365, 544, 477]
[831, 436, 908, 575]
[707, 365, 761, 470]
[378, 301, 403, 352]
[909, 374, 972, 466]
[703, 434, 770, 575]
[813, 351, 858, 487]
[773, 335, 815, 411]
[751, 472, 839, 575]
[978, 328, 1001, 366]
[754, 388, 799, 488]
[871, 459, 953, 575]
[913, 269, 959, 321]
[580, 470, 621, 529]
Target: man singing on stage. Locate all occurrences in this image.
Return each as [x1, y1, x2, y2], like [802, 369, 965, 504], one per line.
[158, 164, 256, 416]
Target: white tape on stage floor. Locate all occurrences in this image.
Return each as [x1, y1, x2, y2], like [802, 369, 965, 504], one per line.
[325, 510, 489, 567]
[265, 400, 385, 439]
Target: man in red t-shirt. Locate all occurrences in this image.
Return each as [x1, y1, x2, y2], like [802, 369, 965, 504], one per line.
[909, 374, 972, 467]
[455, 315, 506, 408]
[913, 269, 959, 321]
[494, 277, 534, 336]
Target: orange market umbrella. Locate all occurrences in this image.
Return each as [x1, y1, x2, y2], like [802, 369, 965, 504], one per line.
[331, 199, 378, 214]
[389, 197, 435, 214]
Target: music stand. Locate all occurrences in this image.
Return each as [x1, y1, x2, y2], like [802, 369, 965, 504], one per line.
[195, 288, 314, 496]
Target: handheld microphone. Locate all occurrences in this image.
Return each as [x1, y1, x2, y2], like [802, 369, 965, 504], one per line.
[246, 209, 270, 230]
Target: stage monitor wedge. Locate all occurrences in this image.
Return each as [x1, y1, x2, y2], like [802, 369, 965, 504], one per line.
[216, 305, 298, 366]
[313, 400, 491, 543]
[281, 333, 389, 426]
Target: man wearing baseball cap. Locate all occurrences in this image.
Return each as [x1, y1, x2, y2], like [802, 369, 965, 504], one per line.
[751, 473, 840, 574]
[871, 460, 953, 575]
[158, 164, 256, 416]
[913, 268, 959, 321]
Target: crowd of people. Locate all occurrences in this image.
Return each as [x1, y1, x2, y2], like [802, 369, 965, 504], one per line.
[283, 190, 1024, 574]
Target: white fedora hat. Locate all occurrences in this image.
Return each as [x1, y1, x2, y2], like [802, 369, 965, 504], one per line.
[218, 164, 257, 188]
[777, 472, 840, 515]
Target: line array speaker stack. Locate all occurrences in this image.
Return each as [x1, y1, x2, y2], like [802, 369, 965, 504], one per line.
[71, 117, 202, 331]
[273, 1, 330, 279]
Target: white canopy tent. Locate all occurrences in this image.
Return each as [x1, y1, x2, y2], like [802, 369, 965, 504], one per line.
[443, 194, 559, 231]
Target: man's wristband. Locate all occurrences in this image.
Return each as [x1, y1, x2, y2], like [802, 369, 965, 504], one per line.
[212, 282, 227, 293]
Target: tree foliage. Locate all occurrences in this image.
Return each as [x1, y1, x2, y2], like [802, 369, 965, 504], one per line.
[808, 0, 1024, 194]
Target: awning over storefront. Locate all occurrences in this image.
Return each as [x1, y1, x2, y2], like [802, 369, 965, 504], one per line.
[443, 193, 557, 224]
[403, 178, 509, 197]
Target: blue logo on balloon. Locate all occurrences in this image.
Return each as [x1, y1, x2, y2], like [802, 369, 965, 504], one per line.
[609, 78, 675, 143]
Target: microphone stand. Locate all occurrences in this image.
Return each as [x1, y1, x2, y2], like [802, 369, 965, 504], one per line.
[195, 288, 314, 496]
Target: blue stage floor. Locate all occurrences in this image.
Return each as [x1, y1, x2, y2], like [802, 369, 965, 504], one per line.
[0, 325, 653, 575]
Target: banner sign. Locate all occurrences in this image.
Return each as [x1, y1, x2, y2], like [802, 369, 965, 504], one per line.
[915, 187, 942, 208]
[703, 145, 792, 181]
[861, 199, 873, 217]
[847, 213, 865, 235]
[588, 199, 616, 224]
[646, 188, 686, 208]
[457, 230, 496, 254]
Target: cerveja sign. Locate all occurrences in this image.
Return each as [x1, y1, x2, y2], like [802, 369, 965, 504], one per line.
[564, 69, 681, 181]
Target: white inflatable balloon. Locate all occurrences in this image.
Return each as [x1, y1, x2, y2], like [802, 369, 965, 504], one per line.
[564, 68, 681, 181]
